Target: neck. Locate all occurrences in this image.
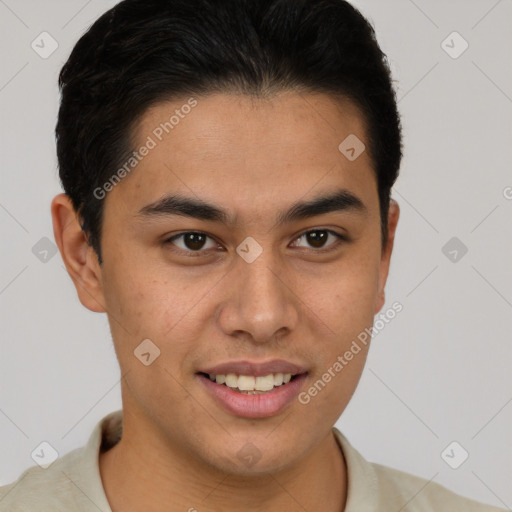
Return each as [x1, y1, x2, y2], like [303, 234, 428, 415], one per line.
[99, 413, 347, 512]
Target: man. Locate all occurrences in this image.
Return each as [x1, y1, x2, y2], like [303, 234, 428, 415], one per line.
[0, 0, 505, 510]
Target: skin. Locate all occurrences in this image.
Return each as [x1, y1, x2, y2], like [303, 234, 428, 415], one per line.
[52, 91, 400, 512]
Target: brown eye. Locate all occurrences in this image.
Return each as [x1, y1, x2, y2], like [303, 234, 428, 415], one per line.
[305, 230, 328, 248]
[291, 229, 346, 251]
[165, 232, 219, 253]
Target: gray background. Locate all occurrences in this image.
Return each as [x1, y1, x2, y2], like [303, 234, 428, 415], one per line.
[0, 0, 511, 508]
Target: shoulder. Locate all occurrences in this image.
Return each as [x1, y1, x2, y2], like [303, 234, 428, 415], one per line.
[371, 460, 506, 511]
[0, 410, 120, 512]
[0, 447, 83, 511]
[332, 427, 506, 511]
[0, 410, 121, 512]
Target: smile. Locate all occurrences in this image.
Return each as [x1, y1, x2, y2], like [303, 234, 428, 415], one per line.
[196, 370, 308, 418]
[202, 372, 296, 394]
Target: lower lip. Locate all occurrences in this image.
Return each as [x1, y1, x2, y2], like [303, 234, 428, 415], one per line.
[197, 373, 308, 419]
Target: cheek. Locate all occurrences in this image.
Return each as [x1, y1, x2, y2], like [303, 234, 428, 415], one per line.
[307, 352, 369, 427]
[101, 262, 215, 368]
[102, 257, 188, 330]
[303, 256, 380, 337]
[300, 279, 374, 422]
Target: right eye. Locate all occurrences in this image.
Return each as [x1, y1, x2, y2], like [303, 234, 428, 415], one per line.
[163, 231, 222, 256]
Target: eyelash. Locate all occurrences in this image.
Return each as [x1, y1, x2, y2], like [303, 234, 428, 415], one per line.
[163, 229, 348, 257]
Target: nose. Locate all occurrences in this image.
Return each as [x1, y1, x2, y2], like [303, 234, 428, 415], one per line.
[216, 247, 299, 345]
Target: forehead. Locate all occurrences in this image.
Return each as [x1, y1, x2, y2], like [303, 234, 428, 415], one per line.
[108, 91, 378, 222]
[136, 91, 368, 157]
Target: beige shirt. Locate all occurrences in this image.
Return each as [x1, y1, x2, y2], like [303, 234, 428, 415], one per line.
[0, 409, 505, 511]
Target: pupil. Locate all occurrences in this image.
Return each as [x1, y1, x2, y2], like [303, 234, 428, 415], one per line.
[307, 230, 327, 248]
[185, 233, 205, 250]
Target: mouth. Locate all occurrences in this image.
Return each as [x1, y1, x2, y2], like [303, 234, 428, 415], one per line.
[196, 366, 309, 419]
[197, 371, 302, 394]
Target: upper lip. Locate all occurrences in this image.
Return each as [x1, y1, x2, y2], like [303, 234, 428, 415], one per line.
[198, 359, 308, 377]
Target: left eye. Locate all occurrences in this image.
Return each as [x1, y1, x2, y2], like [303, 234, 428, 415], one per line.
[164, 229, 346, 254]
[290, 229, 346, 251]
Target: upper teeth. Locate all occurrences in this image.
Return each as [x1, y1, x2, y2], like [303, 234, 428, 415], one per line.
[208, 373, 292, 391]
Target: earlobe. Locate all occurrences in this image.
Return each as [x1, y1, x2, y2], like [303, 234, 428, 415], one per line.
[51, 193, 107, 313]
[375, 289, 386, 314]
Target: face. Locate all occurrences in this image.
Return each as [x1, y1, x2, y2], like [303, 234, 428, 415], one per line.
[57, 91, 399, 475]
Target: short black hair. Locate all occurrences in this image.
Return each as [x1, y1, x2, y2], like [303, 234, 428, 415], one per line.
[56, 0, 403, 263]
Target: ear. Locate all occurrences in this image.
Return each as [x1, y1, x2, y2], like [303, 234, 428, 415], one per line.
[51, 193, 107, 313]
[374, 198, 400, 314]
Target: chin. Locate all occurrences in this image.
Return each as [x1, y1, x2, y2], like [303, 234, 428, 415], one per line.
[200, 438, 297, 477]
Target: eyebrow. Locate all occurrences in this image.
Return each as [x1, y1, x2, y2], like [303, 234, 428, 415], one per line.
[137, 188, 368, 227]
